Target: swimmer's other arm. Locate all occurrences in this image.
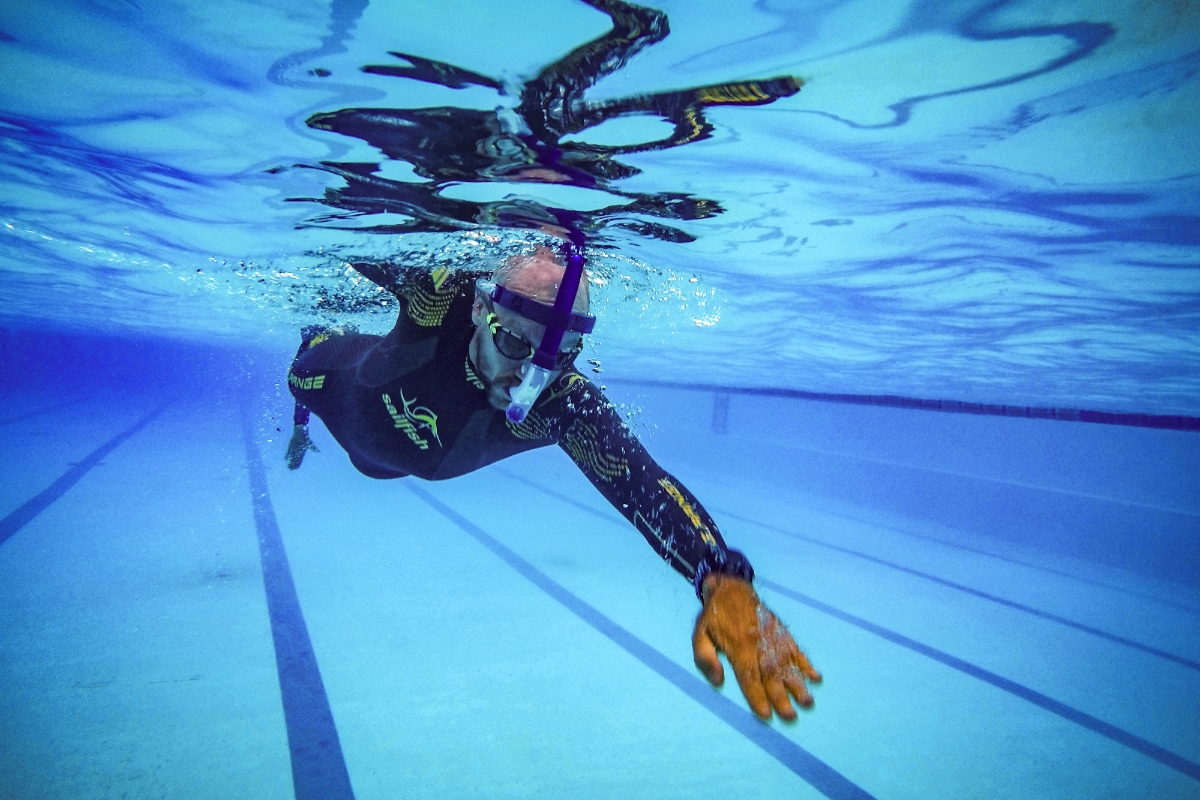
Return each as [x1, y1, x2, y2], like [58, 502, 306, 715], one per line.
[558, 397, 821, 721]
[285, 424, 318, 470]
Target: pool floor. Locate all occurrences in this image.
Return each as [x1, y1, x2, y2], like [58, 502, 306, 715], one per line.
[1, 388, 1198, 799]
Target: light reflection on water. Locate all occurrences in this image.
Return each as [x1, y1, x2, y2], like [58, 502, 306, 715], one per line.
[0, 0, 1197, 414]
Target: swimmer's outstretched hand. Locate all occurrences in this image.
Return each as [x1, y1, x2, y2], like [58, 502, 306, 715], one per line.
[285, 425, 318, 470]
[692, 573, 821, 721]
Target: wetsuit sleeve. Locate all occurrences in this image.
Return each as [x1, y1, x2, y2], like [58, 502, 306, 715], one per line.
[349, 262, 489, 342]
[553, 378, 753, 597]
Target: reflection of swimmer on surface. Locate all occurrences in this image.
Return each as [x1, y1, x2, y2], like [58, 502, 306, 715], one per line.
[304, 0, 803, 243]
[285, 246, 822, 721]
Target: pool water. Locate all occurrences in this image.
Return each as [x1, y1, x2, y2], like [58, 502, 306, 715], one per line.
[1, 0, 1199, 798]
[1, 368, 1198, 798]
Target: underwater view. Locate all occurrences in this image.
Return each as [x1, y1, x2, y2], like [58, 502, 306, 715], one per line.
[1, 0, 1198, 797]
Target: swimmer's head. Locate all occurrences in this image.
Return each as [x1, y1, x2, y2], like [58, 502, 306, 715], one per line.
[492, 245, 590, 312]
[468, 246, 590, 412]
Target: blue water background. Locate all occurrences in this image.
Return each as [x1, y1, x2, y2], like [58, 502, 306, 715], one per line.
[2, 2, 1200, 798]
[1, 0, 1198, 413]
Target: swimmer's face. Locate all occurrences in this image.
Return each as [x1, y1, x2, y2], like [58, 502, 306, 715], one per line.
[469, 295, 582, 411]
[467, 247, 590, 412]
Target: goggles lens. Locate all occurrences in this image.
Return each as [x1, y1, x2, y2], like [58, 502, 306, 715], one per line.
[485, 304, 581, 369]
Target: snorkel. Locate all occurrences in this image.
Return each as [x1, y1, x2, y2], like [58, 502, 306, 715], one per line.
[496, 231, 594, 423]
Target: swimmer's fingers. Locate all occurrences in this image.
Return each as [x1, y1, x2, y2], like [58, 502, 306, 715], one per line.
[792, 647, 822, 684]
[762, 665, 798, 721]
[692, 618, 724, 687]
[756, 610, 800, 720]
[727, 646, 772, 720]
[759, 605, 820, 718]
[782, 666, 813, 711]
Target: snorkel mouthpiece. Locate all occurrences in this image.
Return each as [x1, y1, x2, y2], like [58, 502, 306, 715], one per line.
[506, 364, 553, 424]
[503, 236, 590, 424]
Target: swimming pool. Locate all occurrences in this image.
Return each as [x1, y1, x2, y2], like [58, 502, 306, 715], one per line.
[1, 1, 1198, 798]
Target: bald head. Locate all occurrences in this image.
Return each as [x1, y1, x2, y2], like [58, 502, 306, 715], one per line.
[493, 245, 590, 314]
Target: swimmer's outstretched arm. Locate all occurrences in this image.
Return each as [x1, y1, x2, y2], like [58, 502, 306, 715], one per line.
[554, 382, 821, 721]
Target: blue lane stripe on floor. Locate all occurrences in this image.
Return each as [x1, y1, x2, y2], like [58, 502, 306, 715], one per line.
[241, 413, 355, 800]
[495, 467, 1200, 782]
[715, 508, 1200, 673]
[502, 469, 1200, 670]
[764, 501, 1200, 620]
[0, 401, 171, 548]
[758, 579, 1200, 783]
[502, 467, 1200, 627]
[0, 397, 87, 426]
[406, 483, 876, 800]
[511, 461, 1200, 619]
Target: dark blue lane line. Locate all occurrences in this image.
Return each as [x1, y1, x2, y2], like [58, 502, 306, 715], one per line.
[0, 397, 86, 426]
[0, 401, 171, 548]
[500, 466, 1200, 620]
[787, 502, 1200, 619]
[405, 483, 876, 800]
[494, 467, 1200, 781]
[240, 412, 355, 800]
[607, 378, 1200, 432]
[714, 508, 1200, 673]
[758, 580, 1200, 783]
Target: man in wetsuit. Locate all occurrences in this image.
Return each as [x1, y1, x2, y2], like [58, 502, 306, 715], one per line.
[285, 245, 821, 721]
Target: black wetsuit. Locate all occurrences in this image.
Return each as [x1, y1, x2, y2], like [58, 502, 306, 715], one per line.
[288, 265, 752, 595]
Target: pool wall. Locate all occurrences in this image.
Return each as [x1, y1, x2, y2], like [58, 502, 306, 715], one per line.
[5, 325, 1195, 592]
[603, 382, 1200, 591]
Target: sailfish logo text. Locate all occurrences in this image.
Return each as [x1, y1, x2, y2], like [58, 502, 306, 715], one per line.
[382, 391, 442, 450]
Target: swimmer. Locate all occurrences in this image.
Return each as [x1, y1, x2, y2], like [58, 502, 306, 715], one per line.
[285, 246, 821, 721]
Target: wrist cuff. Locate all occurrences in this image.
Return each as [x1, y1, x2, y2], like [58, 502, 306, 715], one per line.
[293, 403, 311, 427]
[693, 548, 754, 600]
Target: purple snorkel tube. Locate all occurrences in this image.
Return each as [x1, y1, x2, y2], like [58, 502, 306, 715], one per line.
[504, 234, 590, 424]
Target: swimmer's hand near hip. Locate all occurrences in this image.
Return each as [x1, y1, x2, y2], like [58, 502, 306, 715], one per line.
[692, 573, 822, 721]
[285, 424, 318, 470]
